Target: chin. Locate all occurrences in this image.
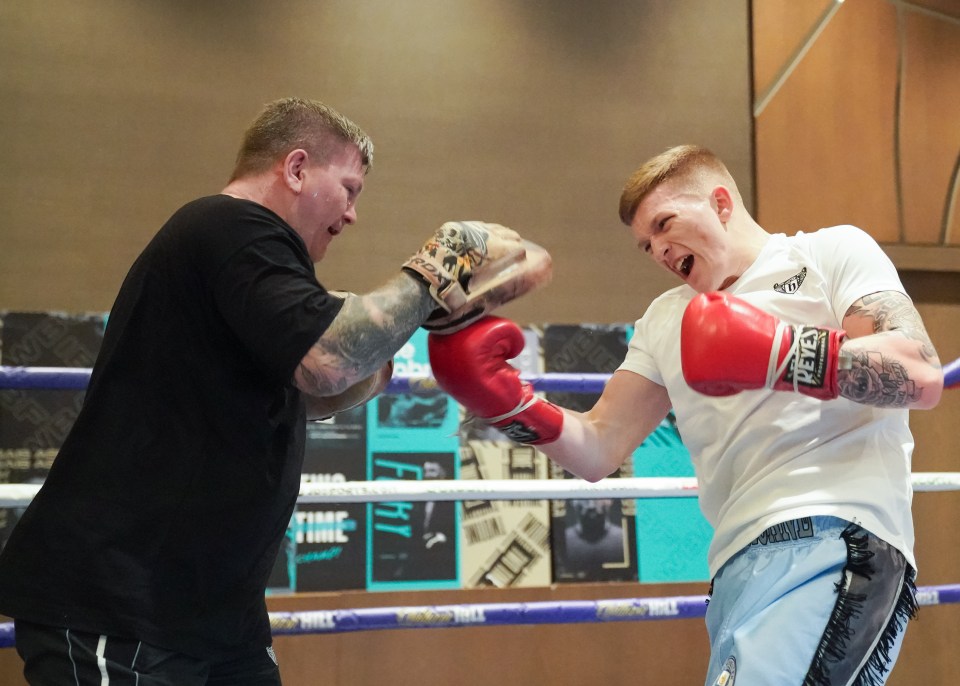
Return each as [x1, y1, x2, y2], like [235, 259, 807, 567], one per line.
[310, 240, 331, 263]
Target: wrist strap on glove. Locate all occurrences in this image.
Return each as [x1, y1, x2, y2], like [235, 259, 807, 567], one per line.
[766, 320, 798, 391]
[479, 384, 563, 445]
[767, 323, 845, 399]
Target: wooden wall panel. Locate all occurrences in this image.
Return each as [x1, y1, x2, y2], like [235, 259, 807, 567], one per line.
[900, 12, 960, 245]
[751, 0, 833, 100]
[754, 0, 960, 265]
[264, 583, 710, 686]
[754, 0, 901, 241]
[753, 0, 960, 680]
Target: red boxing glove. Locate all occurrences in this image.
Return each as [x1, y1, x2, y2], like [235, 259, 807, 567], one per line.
[681, 292, 846, 400]
[427, 317, 563, 444]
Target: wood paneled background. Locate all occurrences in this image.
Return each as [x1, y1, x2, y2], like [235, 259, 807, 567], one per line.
[753, 6, 960, 685]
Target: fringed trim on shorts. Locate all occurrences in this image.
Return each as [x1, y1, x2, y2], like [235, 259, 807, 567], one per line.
[803, 524, 918, 686]
[852, 573, 918, 686]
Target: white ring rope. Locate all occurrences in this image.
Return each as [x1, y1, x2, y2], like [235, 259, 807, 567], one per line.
[2, 473, 959, 508]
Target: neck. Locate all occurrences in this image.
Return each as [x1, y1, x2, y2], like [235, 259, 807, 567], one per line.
[719, 218, 771, 290]
[222, 175, 269, 203]
[221, 174, 293, 224]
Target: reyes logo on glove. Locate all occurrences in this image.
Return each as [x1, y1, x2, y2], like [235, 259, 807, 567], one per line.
[782, 326, 831, 389]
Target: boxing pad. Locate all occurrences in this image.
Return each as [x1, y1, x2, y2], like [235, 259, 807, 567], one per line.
[428, 317, 563, 444]
[402, 221, 553, 334]
[681, 291, 846, 400]
[424, 239, 552, 334]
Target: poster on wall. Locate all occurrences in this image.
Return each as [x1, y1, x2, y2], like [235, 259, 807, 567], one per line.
[543, 324, 639, 582]
[633, 411, 712, 583]
[458, 326, 552, 588]
[459, 440, 552, 588]
[365, 328, 460, 591]
[270, 405, 368, 594]
[550, 457, 639, 583]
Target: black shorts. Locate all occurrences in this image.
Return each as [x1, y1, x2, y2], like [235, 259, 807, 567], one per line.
[14, 620, 282, 686]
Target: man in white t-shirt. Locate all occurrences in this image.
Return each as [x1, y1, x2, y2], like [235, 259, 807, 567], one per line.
[427, 145, 944, 685]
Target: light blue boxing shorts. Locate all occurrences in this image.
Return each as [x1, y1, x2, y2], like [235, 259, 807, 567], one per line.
[704, 516, 917, 686]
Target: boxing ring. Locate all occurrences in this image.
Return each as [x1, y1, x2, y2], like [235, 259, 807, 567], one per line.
[0, 360, 958, 652]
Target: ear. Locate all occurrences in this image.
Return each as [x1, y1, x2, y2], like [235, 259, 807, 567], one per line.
[282, 149, 310, 193]
[712, 185, 734, 223]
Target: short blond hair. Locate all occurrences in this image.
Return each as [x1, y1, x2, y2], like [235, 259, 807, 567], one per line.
[229, 97, 373, 182]
[618, 145, 735, 225]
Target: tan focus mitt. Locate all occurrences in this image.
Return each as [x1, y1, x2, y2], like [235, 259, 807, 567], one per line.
[402, 222, 553, 334]
[306, 359, 394, 421]
[424, 239, 552, 334]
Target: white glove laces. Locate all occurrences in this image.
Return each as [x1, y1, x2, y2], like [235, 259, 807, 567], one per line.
[484, 392, 539, 424]
[766, 321, 802, 392]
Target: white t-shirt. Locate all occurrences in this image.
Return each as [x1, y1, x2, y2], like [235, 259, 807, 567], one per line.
[619, 225, 915, 577]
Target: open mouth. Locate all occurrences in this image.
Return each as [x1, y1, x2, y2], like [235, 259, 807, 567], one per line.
[675, 255, 693, 278]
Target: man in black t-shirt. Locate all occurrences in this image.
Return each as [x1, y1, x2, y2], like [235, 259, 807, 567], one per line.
[0, 97, 548, 684]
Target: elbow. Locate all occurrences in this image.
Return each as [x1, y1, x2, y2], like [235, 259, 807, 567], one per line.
[577, 454, 630, 483]
[544, 451, 620, 484]
[579, 470, 608, 484]
[914, 369, 944, 410]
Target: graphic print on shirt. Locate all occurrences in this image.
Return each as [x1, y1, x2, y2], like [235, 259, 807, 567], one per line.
[773, 266, 806, 294]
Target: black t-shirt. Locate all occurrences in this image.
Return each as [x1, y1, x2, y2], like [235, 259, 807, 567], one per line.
[0, 195, 343, 658]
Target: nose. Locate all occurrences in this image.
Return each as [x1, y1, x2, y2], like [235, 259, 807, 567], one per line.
[343, 204, 357, 225]
[650, 234, 669, 261]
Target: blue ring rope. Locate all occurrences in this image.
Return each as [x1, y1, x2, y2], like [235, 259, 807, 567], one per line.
[0, 584, 958, 648]
[1, 363, 957, 392]
[0, 366, 613, 393]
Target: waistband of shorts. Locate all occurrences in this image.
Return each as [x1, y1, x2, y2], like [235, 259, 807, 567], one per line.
[747, 515, 852, 548]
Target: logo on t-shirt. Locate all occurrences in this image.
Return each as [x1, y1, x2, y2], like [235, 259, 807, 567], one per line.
[773, 267, 806, 294]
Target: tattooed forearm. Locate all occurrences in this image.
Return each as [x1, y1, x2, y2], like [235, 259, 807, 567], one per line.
[844, 291, 939, 363]
[837, 349, 922, 408]
[295, 273, 435, 396]
[838, 290, 943, 409]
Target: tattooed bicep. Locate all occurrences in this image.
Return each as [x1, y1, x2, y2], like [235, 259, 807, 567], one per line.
[843, 290, 937, 353]
[844, 291, 921, 334]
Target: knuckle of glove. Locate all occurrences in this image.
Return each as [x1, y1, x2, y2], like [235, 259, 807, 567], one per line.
[425, 240, 552, 335]
[427, 318, 528, 419]
[404, 221, 495, 312]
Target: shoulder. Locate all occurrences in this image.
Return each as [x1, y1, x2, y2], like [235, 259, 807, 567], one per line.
[630, 285, 691, 344]
[174, 195, 288, 231]
[168, 195, 306, 260]
[644, 285, 695, 319]
[793, 225, 877, 251]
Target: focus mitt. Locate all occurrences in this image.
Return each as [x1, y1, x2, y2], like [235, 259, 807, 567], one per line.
[422, 239, 552, 334]
[402, 222, 552, 334]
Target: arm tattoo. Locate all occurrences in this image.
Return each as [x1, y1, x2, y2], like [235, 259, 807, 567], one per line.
[838, 291, 941, 407]
[844, 291, 938, 362]
[296, 274, 435, 396]
[837, 350, 921, 408]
